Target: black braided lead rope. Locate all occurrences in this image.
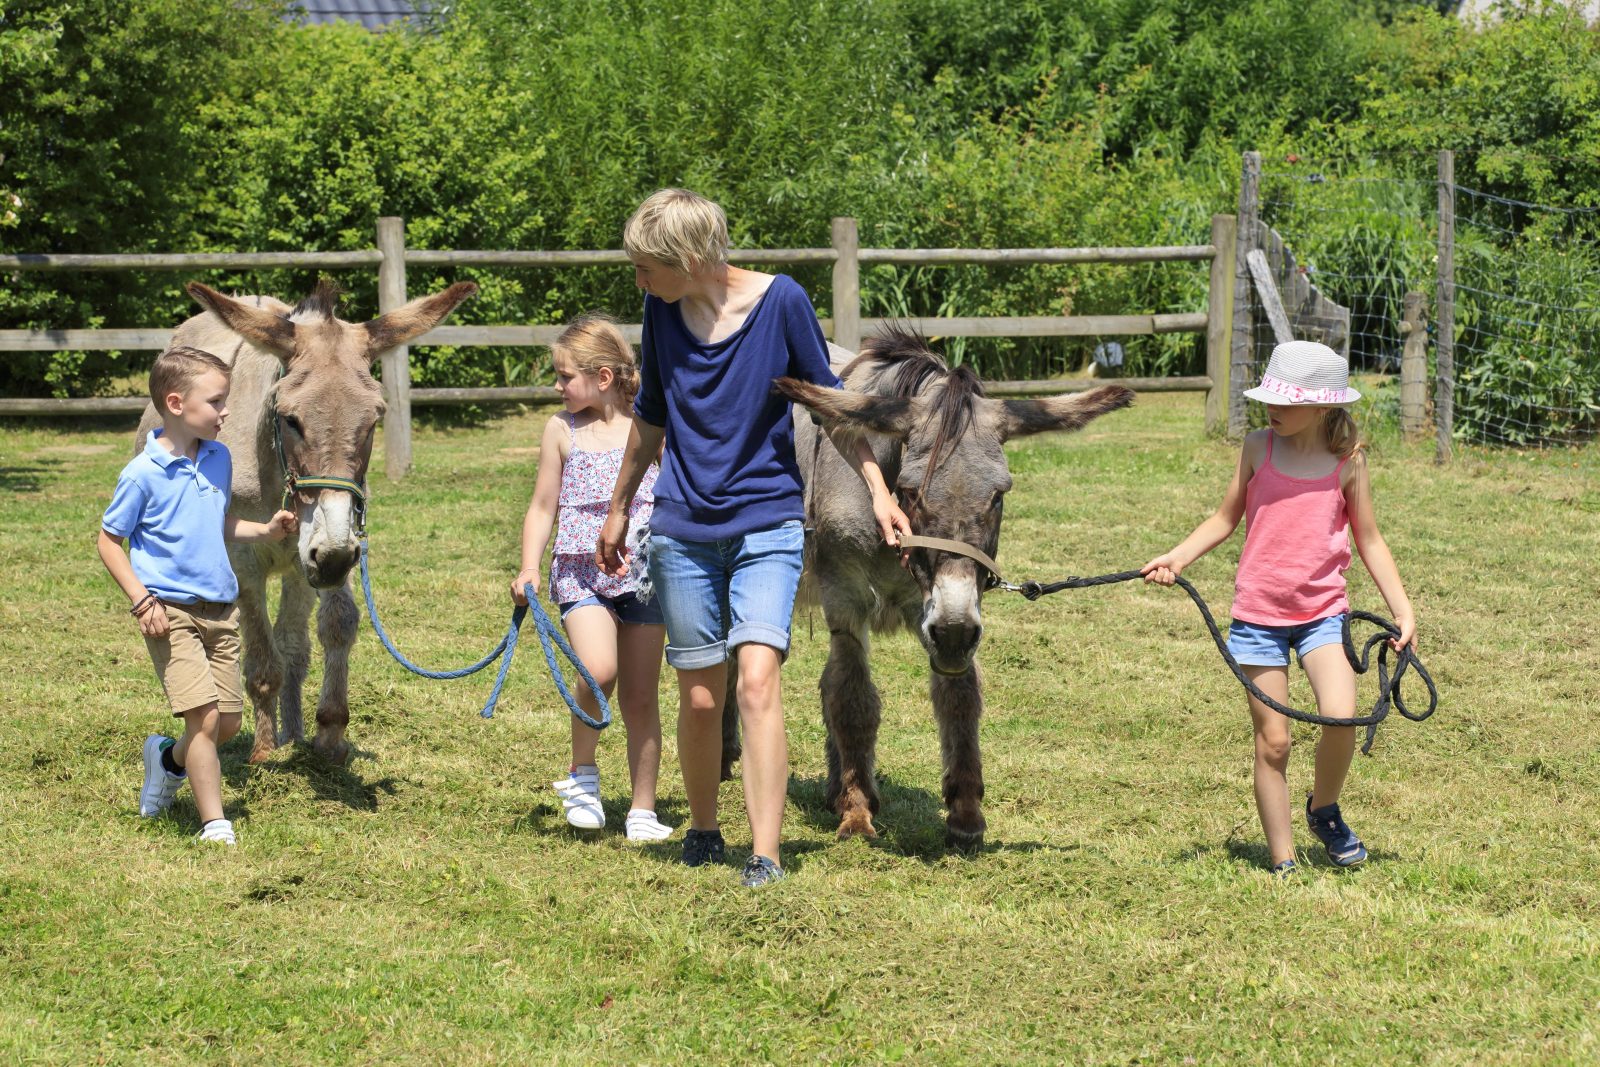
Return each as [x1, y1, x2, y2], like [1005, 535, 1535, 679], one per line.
[1017, 570, 1438, 754]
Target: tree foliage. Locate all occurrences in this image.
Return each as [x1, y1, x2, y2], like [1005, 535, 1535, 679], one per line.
[3, 0, 1597, 440]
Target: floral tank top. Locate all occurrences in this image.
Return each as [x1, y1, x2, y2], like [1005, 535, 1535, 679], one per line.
[550, 412, 658, 605]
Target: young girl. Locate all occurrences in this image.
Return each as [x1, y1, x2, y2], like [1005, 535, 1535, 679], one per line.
[510, 314, 671, 841]
[1141, 340, 1416, 877]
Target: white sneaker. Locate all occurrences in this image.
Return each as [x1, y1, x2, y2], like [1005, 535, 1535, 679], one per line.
[196, 819, 236, 845]
[625, 808, 674, 842]
[551, 766, 604, 829]
[139, 734, 185, 818]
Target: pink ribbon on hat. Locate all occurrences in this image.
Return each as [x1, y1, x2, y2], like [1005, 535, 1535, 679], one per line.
[1256, 374, 1352, 404]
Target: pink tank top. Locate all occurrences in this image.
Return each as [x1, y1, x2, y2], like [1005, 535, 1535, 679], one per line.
[1231, 434, 1351, 626]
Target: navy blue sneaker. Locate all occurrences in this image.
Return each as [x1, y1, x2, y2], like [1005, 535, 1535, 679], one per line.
[1306, 795, 1368, 867]
[739, 854, 786, 888]
[1270, 858, 1298, 880]
[681, 827, 726, 868]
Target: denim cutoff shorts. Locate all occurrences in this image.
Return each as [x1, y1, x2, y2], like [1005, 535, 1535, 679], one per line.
[558, 590, 665, 627]
[1226, 614, 1347, 667]
[647, 520, 805, 670]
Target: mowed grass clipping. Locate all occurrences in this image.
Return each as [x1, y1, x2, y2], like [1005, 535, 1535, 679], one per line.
[2, 386, 1598, 1065]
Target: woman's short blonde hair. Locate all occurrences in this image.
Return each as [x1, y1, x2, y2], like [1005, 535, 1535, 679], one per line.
[623, 188, 729, 275]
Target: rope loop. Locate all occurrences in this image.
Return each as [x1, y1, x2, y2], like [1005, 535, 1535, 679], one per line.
[357, 542, 611, 727]
[1011, 569, 1436, 754]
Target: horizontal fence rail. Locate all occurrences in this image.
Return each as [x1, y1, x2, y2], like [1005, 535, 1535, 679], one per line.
[1, 216, 1236, 473]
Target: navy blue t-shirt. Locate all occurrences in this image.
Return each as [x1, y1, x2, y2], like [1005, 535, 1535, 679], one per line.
[634, 274, 842, 540]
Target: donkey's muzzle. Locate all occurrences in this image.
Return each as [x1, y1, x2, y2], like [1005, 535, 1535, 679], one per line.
[306, 544, 359, 588]
[926, 620, 982, 674]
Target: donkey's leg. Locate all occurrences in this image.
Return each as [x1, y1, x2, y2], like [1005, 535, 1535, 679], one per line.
[237, 573, 283, 764]
[273, 574, 315, 747]
[823, 620, 882, 839]
[719, 654, 742, 781]
[311, 580, 360, 765]
[931, 661, 986, 849]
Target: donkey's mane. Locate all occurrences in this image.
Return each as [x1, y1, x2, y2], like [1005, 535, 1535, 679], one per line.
[844, 324, 986, 475]
[291, 278, 344, 321]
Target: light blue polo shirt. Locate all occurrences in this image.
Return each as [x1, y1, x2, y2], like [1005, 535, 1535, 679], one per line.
[102, 429, 238, 604]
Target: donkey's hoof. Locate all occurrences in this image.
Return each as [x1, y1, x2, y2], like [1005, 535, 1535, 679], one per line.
[836, 810, 879, 840]
[312, 737, 351, 766]
[945, 823, 986, 852]
[247, 744, 276, 765]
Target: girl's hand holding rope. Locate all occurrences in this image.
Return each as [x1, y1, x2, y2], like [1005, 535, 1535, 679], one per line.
[509, 568, 540, 606]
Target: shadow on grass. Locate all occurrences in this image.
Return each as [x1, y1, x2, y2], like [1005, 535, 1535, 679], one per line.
[1177, 838, 1397, 873]
[224, 737, 401, 812]
[0, 459, 63, 492]
[790, 770, 1083, 864]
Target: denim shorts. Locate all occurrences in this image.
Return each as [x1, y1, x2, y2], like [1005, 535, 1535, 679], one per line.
[647, 520, 805, 669]
[1226, 614, 1347, 667]
[558, 590, 665, 627]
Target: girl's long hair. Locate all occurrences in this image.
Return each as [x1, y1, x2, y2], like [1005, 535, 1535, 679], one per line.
[1322, 407, 1363, 458]
[552, 313, 640, 405]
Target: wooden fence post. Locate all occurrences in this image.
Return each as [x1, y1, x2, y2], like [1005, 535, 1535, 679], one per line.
[1205, 213, 1236, 435]
[1399, 290, 1429, 438]
[376, 216, 412, 479]
[1435, 150, 1455, 463]
[1228, 150, 1261, 438]
[831, 216, 860, 352]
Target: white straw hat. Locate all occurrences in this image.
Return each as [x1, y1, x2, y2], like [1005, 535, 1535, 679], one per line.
[1243, 340, 1360, 406]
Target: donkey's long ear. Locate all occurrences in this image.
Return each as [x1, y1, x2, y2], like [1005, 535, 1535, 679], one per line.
[364, 282, 478, 355]
[999, 384, 1135, 441]
[776, 377, 913, 440]
[186, 282, 295, 357]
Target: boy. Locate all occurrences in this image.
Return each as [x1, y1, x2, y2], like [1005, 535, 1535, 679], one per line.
[98, 346, 297, 845]
[597, 189, 909, 886]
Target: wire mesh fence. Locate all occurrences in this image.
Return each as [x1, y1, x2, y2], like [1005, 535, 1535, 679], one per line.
[1254, 153, 1600, 452]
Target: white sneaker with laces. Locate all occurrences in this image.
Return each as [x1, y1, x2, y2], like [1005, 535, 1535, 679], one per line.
[139, 734, 185, 818]
[552, 766, 604, 829]
[196, 819, 236, 845]
[625, 809, 674, 842]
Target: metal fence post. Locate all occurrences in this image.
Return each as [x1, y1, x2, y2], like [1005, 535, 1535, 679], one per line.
[1228, 151, 1261, 438]
[1205, 213, 1236, 435]
[1435, 150, 1455, 463]
[376, 216, 412, 479]
[831, 216, 860, 352]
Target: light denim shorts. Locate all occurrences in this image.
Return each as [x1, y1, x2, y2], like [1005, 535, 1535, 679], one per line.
[647, 520, 805, 670]
[1226, 614, 1347, 667]
[557, 590, 664, 627]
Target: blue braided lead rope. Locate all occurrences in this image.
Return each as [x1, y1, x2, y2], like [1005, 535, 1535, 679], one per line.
[356, 542, 611, 727]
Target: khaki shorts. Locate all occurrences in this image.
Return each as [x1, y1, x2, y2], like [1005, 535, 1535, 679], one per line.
[143, 600, 243, 717]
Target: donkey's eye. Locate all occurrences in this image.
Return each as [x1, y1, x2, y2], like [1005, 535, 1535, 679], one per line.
[282, 414, 304, 436]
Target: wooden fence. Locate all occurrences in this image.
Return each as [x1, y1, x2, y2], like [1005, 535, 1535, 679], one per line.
[0, 215, 1238, 478]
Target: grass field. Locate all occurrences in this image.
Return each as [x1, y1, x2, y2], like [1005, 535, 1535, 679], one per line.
[3, 386, 1598, 1064]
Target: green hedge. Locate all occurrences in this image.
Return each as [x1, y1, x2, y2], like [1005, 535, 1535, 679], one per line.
[4, 0, 1597, 445]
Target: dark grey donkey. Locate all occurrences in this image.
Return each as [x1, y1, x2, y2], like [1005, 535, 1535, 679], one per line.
[723, 328, 1132, 847]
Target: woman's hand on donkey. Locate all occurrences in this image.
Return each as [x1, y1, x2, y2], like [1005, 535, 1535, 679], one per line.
[509, 569, 540, 605]
[873, 489, 912, 551]
[595, 509, 631, 578]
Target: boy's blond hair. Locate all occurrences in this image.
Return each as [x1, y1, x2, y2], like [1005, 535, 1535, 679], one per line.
[150, 346, 231, 414]
[553, 313, 641, 405]
[623, 188, 729, 275]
